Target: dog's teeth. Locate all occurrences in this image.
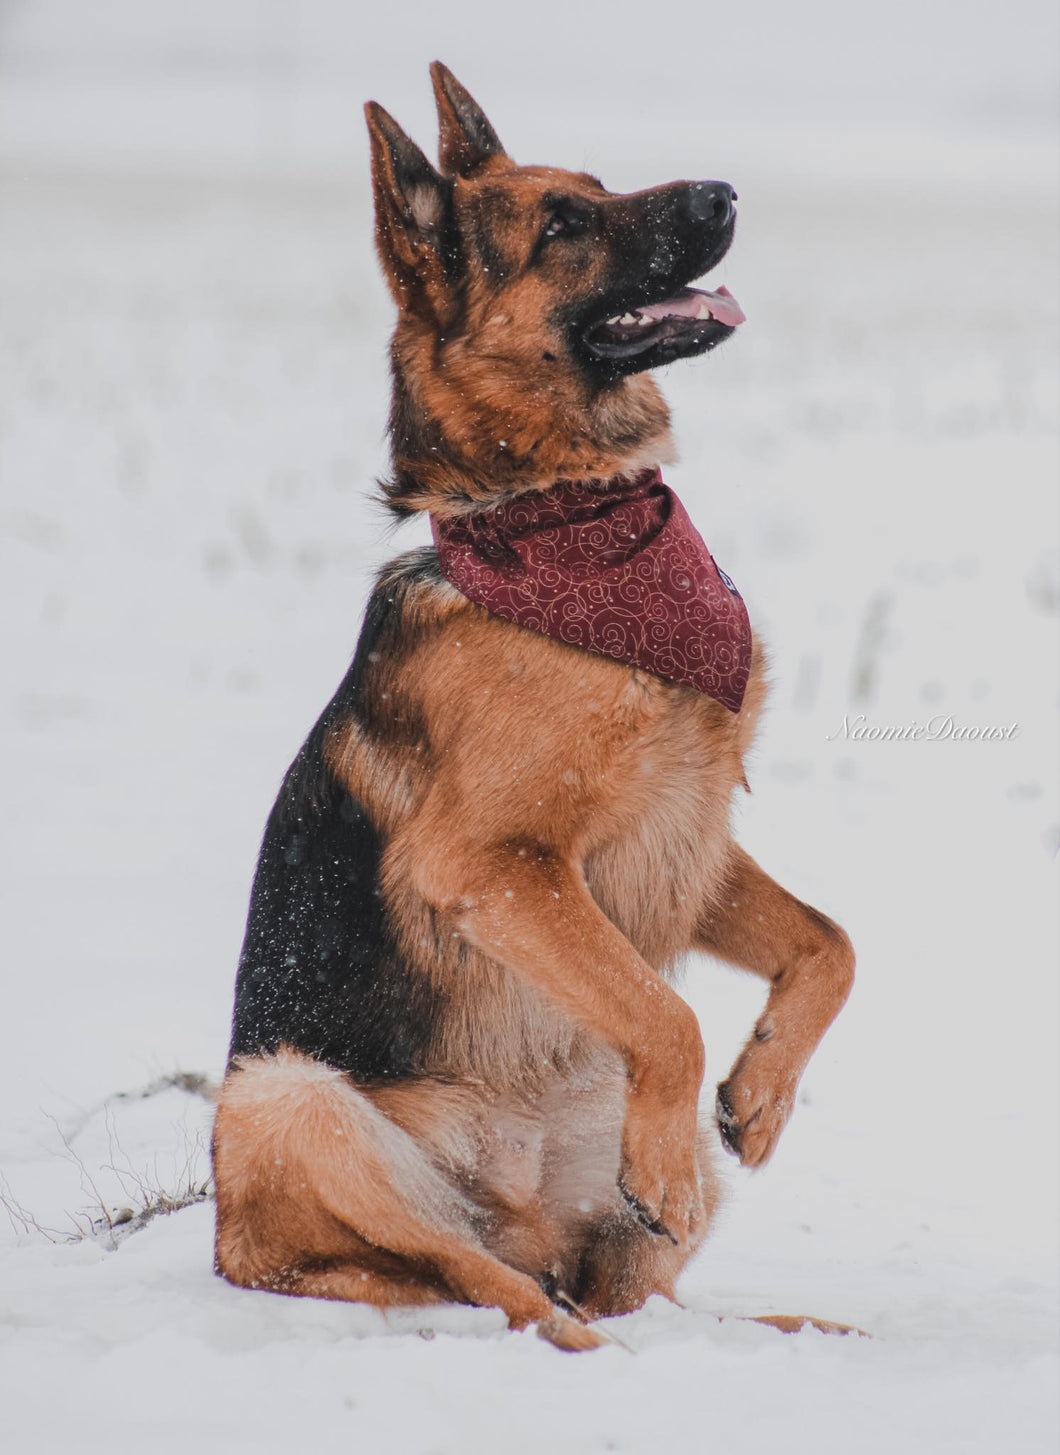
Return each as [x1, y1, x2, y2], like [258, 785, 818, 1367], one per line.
[606, 315, 621, 325]
[695, 303, 712, 320]
[618, 313, 637, 325]
[637, 314, 652, 326]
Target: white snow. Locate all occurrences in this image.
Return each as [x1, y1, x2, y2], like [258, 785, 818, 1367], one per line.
[1, 3, 1057, 1452]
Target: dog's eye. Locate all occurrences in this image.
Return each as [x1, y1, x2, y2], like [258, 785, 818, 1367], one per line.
[542, 210, 586, 243]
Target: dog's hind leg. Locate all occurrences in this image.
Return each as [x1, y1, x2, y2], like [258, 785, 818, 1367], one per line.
[212, 1048, 604, 1350]
[695, 846, 855, 1168]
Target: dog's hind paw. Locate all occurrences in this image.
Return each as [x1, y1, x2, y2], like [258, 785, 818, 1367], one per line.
[749, 1313, 869, 1338]
[536, 1314, 609, 1352]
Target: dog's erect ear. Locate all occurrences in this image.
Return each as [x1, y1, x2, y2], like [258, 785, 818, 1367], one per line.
[365, 101, 456, 320]
[430, 62, 507, 177]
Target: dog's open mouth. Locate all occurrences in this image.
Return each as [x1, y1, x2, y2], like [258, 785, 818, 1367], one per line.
[583, 285, 745, 361]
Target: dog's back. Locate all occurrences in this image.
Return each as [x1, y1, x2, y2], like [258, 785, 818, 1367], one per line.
[228, 558, 445, 1084]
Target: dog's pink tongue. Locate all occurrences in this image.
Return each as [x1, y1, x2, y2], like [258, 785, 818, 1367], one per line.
[640, 285, 746, 328]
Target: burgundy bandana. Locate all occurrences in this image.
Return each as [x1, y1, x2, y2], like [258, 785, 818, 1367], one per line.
[430, 468, 752, 712]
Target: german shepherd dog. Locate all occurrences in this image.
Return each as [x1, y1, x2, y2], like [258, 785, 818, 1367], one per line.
[212, 64, 855, 1351]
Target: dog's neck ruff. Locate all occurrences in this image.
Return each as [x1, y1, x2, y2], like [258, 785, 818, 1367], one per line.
[430, 468, 752, 712]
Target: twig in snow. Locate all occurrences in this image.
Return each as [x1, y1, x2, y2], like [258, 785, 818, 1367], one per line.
[60, 1069, 219, 1144]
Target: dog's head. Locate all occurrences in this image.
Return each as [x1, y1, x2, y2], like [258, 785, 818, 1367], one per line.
[367, 65, 743, 514]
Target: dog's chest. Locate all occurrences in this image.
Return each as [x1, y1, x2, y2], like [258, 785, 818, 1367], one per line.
[582, 695, 740, 969]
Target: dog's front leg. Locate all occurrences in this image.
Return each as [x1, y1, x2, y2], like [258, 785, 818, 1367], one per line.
[695, 845, 855, 1168]
[405, 835, 706, 1246]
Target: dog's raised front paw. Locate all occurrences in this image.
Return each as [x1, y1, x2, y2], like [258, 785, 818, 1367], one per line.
[715, 1069, 795, 1168]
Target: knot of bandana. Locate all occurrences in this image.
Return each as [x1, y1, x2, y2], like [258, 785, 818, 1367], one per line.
[430, 467, 752, 712]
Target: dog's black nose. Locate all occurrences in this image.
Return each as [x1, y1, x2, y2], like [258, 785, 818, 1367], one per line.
[688, 181, 736, 228]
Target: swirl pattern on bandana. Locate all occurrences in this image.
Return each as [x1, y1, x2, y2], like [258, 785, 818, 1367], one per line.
[430, 468, 752, 712]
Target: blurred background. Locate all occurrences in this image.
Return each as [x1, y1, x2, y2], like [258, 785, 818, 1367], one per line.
[0, 2, 1057, 1447]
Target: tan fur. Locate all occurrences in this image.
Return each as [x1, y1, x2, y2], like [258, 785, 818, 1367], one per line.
[213, 65, 855, 1347]
[368, 88, 680, 515]
[214, 1044, 709, 1347]
[391, 295, 677, 515]
[699, 848, 855, 1166]
[213, 1048, 609, 1349]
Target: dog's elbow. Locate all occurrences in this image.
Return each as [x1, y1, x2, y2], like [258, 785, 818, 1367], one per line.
[791, 902, 855, 1005]
[833, 933, 855, 1007]
[818, 913, 855, 1003]
[397, 830, 561, 931]
[390, 824, 491, 920]
[394, 844, 467, 918]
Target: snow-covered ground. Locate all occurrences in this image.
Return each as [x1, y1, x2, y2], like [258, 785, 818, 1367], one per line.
[1, 4, 1057, 1451]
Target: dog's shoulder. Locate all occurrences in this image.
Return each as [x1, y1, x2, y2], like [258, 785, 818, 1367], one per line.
[369, 545, 469, 645]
